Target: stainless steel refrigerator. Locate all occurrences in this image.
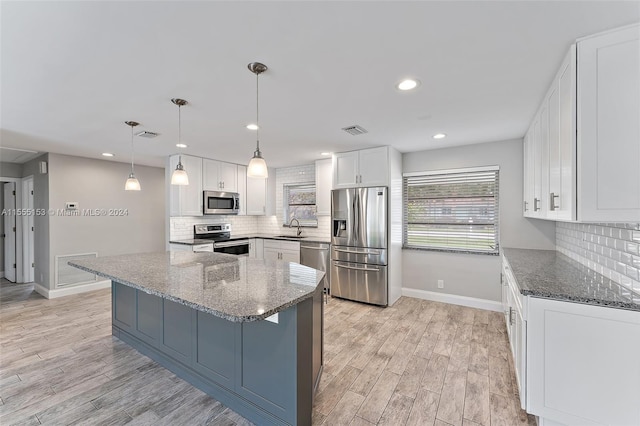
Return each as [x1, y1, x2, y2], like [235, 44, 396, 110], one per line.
[331, 186, 388, 306]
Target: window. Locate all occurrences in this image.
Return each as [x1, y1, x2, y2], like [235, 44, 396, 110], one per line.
[283, 183, 317, 227]
[403, 166, 499, 254]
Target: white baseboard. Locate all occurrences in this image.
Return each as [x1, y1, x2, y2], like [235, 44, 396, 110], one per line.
[402, 287, 502, 312]
[35, 279, 111, 299]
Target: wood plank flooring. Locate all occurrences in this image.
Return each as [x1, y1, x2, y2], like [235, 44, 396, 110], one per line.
[0, 279, 535, 425]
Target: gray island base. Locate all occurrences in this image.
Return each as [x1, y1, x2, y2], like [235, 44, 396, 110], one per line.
[70, 252, 325, 426]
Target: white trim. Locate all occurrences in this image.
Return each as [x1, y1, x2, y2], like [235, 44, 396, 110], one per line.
[401, 287, 502, 312]
[403, 165, 499, 177]
[35, 279, 111, 299]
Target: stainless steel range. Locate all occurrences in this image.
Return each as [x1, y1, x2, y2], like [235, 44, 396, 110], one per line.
[194, 224, 249, 256]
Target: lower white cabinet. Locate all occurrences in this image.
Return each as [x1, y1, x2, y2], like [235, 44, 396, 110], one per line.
[503, 255, 640, 426]
[501, 259, 527, 409]
[169, 243, 213, 253]
[527, 297, 640, 426]
[263, 239, 300, 263]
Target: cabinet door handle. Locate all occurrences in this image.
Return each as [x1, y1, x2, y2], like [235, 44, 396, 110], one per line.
[534, 198, 540, 212]
[524, 201, 528, 212]
[549, 192, 559, 211]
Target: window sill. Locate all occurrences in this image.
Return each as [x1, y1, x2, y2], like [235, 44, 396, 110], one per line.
[402, 246, 500, 256]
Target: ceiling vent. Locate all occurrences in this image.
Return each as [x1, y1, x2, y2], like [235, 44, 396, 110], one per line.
[341, 125, 368, 136]
[136, 130, 159, 138]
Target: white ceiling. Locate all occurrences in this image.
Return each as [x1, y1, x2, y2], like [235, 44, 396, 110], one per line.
[1, 1, 638, 169]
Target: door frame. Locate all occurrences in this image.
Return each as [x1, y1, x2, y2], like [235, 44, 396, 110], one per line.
[2, 178, 22, 281]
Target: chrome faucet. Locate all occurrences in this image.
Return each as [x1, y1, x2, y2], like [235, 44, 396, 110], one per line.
[288, 218, 302, 237]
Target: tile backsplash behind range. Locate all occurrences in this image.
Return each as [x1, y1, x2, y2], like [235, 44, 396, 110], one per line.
[556, 222, 640, 295]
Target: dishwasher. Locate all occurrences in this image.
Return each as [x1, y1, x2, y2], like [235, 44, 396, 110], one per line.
[300, 242, 330, 299]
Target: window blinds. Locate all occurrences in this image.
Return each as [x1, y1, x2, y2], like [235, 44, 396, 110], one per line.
[403, 167, 499, 254]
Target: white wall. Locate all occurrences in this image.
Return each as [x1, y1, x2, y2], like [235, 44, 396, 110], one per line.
[46, 153, 165, 291]
[402, 139, 556, 302]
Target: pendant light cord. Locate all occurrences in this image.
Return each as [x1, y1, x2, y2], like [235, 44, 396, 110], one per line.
[256, 72, 260, 152]
[178, 104, 182, 164]
[130, 124, 135, 174]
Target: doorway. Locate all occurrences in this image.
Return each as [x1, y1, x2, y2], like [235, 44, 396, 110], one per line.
[2, 177, 35, 283]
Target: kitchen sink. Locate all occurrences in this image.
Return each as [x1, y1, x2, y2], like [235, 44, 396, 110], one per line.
[274, 235, 306, 239]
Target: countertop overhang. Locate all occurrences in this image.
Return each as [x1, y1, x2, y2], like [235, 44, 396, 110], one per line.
[69, 251, 325, 322]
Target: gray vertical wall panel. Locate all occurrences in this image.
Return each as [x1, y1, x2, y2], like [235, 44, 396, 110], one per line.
[161, 299, 192, 364]
[194, 310, 237, 389]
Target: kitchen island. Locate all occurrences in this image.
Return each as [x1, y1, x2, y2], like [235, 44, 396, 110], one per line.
[69, 251, 325, 426]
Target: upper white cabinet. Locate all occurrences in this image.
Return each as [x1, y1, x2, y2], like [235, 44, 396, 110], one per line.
[246, 168, 275, 216]
[237, 165, 247, 216]
[523, 24, 639, 222]
[315, 159, 332, 216]
[169, 154, 203, 217]
[577, 24, 640, 222]
[333, 146, 389, 189]
[203, 159, 238, 192]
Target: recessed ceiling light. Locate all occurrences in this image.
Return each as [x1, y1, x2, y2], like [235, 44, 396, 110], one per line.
[321, 152, 332, 156]
[433, 133, 447, 139]
[176, 143, 188, 148]
[102, 152, 114, 157]
[246, 123, 259, 130]
[397, 79, 420, 91]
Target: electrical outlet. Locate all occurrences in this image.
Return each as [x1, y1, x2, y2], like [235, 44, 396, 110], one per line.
[437, 279, 444, 289]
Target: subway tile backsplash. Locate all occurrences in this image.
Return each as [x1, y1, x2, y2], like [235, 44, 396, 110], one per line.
[170, 163, 331, 241]
[556, 222, 640, 295]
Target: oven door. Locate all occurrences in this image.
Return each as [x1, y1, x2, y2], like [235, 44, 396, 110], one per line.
[213, 239, 250, 256]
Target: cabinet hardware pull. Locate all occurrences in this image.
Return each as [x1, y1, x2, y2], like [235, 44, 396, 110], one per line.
[524, 201, 528, 212]
[549, 192, 559, 211]
[534, 198, 540, 212]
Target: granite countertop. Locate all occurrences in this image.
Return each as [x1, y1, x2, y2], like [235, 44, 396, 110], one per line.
[170, 233, 331, 245]
[69, 252, 325, 322]
[502, 248, 640, 311]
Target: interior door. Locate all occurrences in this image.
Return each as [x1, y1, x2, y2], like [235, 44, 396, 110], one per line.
[23, 178, 34, 282]
[3, 182, 16, 282]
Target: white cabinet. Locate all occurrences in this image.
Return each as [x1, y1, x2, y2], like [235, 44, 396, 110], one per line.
[527, 297, 640, 425]
[169, 243, 213, 252]
[501, 258, 527, 409]
[248, 238, 256, 258]
[577, 24, 640, 222]
[237, 165, 247, 216]
[315, 159, 332, 216]
[246, 168, 275, 216]
[523, 24, 639, 222]
[333, 147, 389, 189]
[263, 239, 300, 262]
[169, 154, 203, 217]
[203, 159, 238, 192]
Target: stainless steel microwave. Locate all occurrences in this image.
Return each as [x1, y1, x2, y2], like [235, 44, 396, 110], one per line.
[203, 191, 240, 215]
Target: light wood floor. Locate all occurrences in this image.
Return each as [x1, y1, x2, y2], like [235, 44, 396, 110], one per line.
[0, 279, 534, 425]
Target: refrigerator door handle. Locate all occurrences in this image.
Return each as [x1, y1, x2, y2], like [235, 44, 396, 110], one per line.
[334, 263, 381, 273]
[334, 248, 381, 255]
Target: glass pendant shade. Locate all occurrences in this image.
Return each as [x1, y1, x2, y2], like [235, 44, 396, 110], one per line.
[247, 150, 268, 178]
[171, 161, 189, 185]
[125, 173, 141, 191]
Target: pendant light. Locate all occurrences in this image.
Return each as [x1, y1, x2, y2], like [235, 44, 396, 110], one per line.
[170, 98, 189, 185]
[124, 121, 141, 191]
[247, 62, 268, 178]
